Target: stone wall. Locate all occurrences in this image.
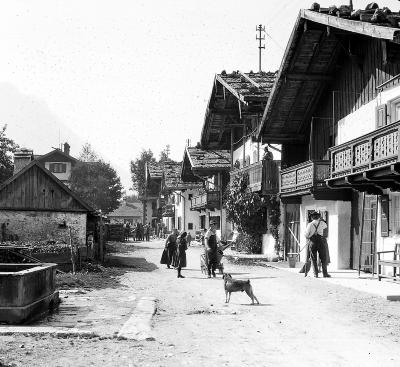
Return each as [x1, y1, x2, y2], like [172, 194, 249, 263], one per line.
[0, 210, 87, 246]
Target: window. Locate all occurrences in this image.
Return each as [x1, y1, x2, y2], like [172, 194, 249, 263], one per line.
[188, 223, 193, 230]
[188, 194, 193, 201]
[49, 163, 66, 173]
[177, 217, 181, 230]
[200, 215, 206, 230]
[376, 104, 387, 128]
[389, 96, 400, 124]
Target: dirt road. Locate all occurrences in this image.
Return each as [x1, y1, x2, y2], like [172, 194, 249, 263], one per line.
[1, 239, 400, 367]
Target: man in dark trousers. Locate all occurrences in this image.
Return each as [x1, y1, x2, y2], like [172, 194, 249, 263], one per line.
[304, 212, 331, 278]
[204, 221, 219, 278]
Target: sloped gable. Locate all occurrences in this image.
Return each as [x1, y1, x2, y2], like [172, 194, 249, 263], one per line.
[0, 161, 92, 212]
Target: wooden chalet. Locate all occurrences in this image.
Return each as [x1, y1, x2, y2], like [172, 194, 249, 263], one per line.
[201, 70, 280, 196]
[142, 162, 163, 227]
[258, 5, 400, 271]
[181, 147, 231, 235]
[0, 160, 93, 245]
[160, 160, 202, 234]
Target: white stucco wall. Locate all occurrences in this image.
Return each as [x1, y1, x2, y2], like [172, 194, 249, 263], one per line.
[299, 197, 352, 270]
[337, 85, 400, 145]
[174, 190, 201, 236]
[44, 161, 72, 182]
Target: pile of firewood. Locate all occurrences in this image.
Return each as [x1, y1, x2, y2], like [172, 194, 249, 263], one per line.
[310, 2, 400, 27]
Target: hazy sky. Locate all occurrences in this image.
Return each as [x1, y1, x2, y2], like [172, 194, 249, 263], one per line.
[1, 0, 398, 191]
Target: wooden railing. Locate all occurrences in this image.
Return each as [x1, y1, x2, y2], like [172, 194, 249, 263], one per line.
[191, 191, 220, 210]
[280, 160, 330, 194]
[329, 121, 400, 179]
[230, 160, 280, 194]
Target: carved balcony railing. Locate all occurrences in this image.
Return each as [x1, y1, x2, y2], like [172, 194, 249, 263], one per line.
[191, 191, 220, 211]
[329, 121, 400, 179]
[230, 159, 280, 194]
[280, 160, 330, 195]
[162, 204, 175, 217]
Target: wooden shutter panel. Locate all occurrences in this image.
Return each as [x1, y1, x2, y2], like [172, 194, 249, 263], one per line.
[381, 195, 389, 237]
[376, 104, 387, 128]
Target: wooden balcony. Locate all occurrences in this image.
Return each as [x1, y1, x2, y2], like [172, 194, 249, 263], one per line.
[162, 204, 175, 217]
[191, 191, 220, 211]
[280, 160, 336, 200]
[230, 160, 280, 195]
[327, 121, 400, 193]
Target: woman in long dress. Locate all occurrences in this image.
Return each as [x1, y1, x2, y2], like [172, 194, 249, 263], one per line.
[173, 231, 188, 278]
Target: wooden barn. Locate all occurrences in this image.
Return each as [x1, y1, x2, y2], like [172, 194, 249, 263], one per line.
[0, 160, 93, 246]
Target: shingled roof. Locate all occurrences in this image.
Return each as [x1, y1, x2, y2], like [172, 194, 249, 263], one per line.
[258, 6, 400, 143]
[186, 147, 230, 170]
[162, 161, 202, 191]
[216, 71, 277, 102]
[200, 71, 277, 149]
[147, 163, 163, 179]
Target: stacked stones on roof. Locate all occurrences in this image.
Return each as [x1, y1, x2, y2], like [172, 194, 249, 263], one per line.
[310, 2, 400, 27]
[218, 71, 277, 100]
[163, 161, 202, 191]
[148, 163, 163, 178]
[187, 148, 231, 169]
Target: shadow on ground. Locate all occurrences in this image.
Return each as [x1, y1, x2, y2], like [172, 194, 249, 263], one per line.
[106, 255, 158, 272]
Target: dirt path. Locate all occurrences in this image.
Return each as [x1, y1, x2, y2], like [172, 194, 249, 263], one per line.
[1, 239, 400, 367]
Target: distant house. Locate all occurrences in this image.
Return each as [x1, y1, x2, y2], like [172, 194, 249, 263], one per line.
[14, 143, 78, 188]
[108, 200, 143, 224]
[0, 160, 93, 245]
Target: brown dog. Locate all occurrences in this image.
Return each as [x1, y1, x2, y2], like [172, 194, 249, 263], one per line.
[223, 273, 259, 304]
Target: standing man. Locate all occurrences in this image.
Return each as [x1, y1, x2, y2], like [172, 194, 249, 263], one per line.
[304, 212, 331, 278]
[204, 220, 219, 278]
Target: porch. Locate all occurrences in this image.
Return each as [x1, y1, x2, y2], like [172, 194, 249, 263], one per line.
[230, 159, 280, 195]
[190, 191, 220, 211]
[327, 121, 400, 192]
[280, 160, 349, 200]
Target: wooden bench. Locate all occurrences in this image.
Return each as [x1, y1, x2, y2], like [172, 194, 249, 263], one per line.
[377, 243, 400, 281]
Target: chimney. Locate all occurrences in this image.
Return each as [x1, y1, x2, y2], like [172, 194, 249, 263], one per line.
[63, 142, 70, 156]
[14, 148, 34, 175]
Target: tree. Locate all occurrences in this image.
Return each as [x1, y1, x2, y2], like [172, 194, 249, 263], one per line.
[0, 125, 18, 184]
[130, 149, 156, 197]
[159, 144, 170, 163]
[79, 142, 98, 162]
[70, 145, 123, 214]
[224, 171, 280, 253]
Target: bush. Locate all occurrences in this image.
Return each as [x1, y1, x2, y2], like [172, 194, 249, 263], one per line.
[235, 233, 262, 254]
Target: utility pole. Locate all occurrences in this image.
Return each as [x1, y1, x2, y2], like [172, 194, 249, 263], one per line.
[256, 24, 265, 72]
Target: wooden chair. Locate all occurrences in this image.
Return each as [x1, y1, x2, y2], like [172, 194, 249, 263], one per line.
[377, 243, 400, 281]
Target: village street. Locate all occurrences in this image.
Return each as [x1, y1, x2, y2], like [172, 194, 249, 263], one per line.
[1, 239, 400, 367]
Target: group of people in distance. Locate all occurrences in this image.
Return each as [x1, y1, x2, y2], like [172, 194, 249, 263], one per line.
[160, 220, 221, 279]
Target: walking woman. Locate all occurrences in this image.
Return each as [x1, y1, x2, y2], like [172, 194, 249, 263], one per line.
[173, 231, 188, 278]
[160, 228, 178, 269]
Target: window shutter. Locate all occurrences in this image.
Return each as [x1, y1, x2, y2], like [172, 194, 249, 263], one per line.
[376, 104, 387, 128]
[381, 195, 389, 237]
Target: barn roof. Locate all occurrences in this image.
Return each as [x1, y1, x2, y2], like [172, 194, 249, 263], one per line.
[0, 160, 93, 212]
[258, 8, 400, 143]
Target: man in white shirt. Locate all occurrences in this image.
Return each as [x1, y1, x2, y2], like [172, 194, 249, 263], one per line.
[305, 212, 330, 278]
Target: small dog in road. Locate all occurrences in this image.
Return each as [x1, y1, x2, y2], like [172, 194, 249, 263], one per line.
[223, 273, 259, 304]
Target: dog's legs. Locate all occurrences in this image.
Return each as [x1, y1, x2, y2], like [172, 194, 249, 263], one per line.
[245, 288, 259, 304]
[225, 290, 228, 303]
[227, 292, 231, 303]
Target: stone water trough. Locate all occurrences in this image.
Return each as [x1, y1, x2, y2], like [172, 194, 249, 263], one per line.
[0, 263, 59, 324]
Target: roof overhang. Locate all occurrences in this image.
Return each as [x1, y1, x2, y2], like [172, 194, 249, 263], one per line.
[257, 9, 400, 144]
